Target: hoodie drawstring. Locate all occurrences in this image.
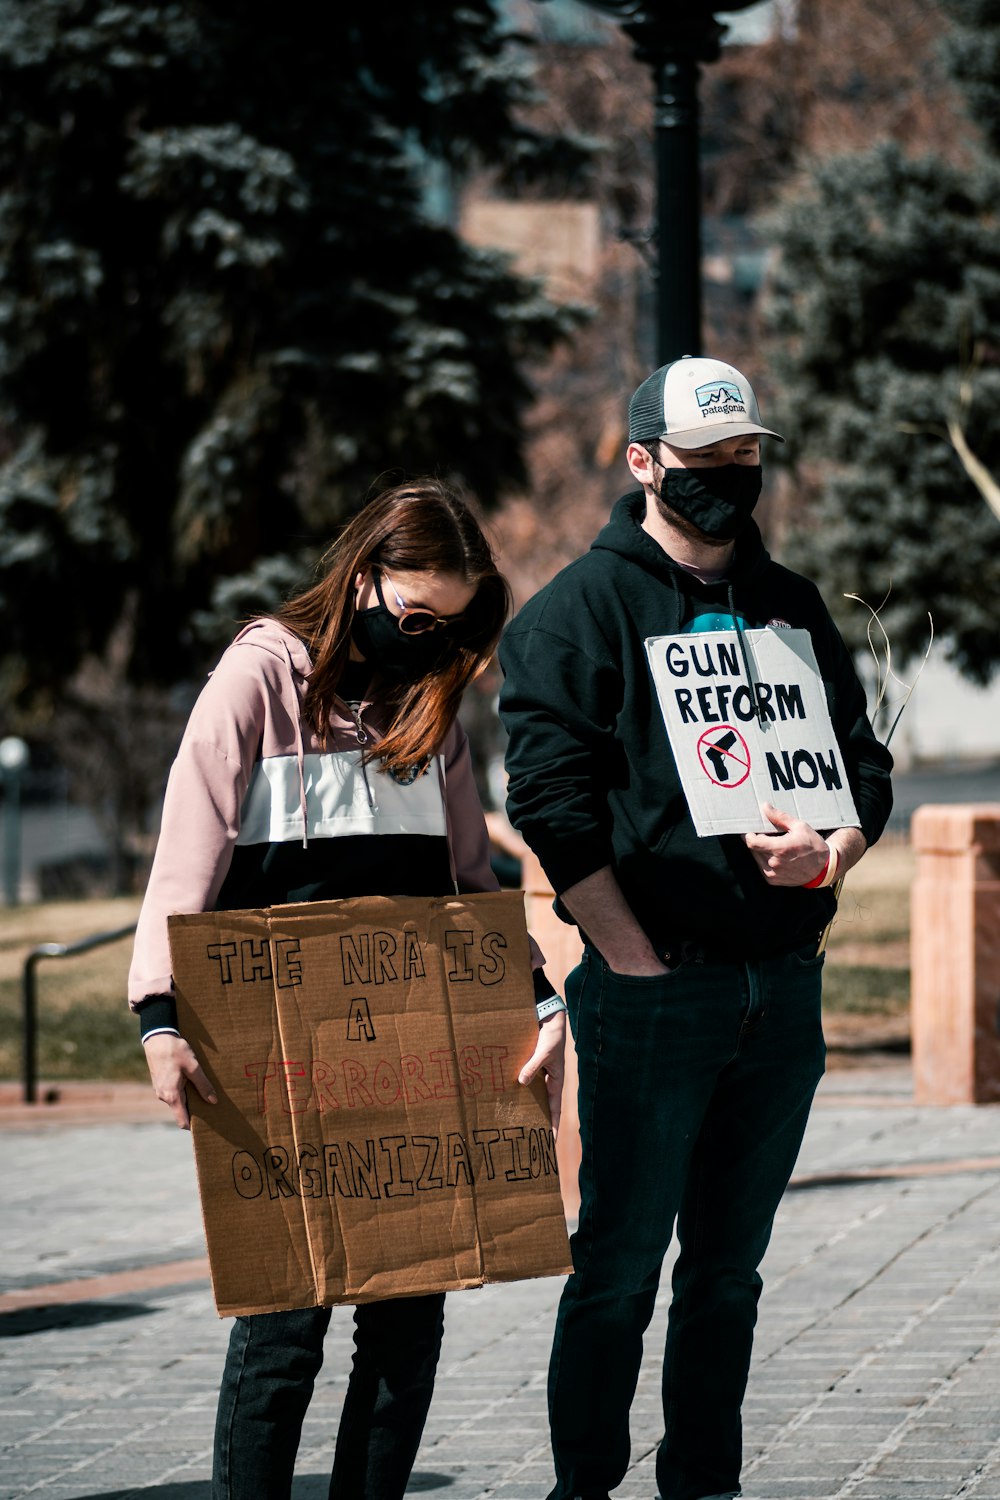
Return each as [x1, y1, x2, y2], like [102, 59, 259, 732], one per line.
[727, 582, 764, 724]
[276, 636, 311, 849]
[437, 756, 460, 895]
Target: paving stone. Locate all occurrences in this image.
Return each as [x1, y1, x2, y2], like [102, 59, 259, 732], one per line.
[7, 1063, 1000, 1498]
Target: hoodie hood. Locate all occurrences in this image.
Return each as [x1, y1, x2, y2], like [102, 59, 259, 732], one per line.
[588, 491, 777, 727]
[590, 490, 772, 592]
[227, 618, 315, 681]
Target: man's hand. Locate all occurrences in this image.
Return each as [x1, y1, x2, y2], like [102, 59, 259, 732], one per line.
[144, 1033, 217, 1130]
[743, 803, 829, 886]
[560, 867, 668, 975]
[518, 1011, 567, 1139]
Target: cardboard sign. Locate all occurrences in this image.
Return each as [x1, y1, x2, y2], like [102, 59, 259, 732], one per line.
[645, 627, 861, 837]
[168, 892, 572, 1317]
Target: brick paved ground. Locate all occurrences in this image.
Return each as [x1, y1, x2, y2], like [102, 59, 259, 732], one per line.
[3, 1061, 1000, 1500]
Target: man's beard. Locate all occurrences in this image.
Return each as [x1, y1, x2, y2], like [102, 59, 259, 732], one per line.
[649, 485, 735, 551]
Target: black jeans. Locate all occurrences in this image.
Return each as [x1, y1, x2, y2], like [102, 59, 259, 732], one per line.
[547, 945, 826, 1500]
[212, 1292, 445, 1500]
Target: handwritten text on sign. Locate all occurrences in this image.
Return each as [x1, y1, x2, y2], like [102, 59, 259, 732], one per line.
[644, 627, 860, 837]
[168, 892, 572, 1316]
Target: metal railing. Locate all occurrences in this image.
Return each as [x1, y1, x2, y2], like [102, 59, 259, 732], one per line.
[22, 925, 137, 1105]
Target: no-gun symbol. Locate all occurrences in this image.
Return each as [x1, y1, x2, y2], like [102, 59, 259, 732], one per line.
[696, 725, 751, 788]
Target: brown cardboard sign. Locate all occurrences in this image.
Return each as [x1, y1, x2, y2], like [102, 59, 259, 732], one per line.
[168, 892, 572, 1317]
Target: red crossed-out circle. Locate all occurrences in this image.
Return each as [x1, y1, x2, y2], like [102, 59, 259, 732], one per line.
[696, 724, 751, 788]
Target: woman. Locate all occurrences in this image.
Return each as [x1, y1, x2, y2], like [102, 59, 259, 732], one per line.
[128, 477, 566, 1500]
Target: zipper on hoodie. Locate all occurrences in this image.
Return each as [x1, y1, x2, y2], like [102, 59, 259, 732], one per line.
[345, 701, 369, 746]
[341, 697, 380, 814]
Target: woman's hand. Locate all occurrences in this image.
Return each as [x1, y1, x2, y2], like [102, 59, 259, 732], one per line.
[143, 1033, 218, 1130]
[518, 1011, 567, 1139]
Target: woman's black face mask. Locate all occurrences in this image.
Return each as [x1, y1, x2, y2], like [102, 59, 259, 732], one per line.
[656, 463, 763, 540]
[351, 572, 448, 682]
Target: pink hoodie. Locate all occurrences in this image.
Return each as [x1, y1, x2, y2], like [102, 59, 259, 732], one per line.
[128, 619, 509, 1007]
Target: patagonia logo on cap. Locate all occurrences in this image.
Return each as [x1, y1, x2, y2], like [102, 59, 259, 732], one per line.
[695, 381, 747, 418]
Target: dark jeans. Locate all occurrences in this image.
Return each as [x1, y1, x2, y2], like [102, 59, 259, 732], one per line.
[212, 1292, 445, 1500]
[547, 944, 826, 1500]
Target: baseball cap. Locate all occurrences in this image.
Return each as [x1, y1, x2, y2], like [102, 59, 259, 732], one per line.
[627, 355, 784, 448]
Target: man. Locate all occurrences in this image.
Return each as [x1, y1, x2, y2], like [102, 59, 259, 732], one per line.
[498, 356, 892, 1500]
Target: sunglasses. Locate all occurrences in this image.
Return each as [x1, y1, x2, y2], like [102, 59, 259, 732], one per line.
[376, 568, 470, 637]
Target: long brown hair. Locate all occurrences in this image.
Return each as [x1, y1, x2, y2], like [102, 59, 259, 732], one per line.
[272, 478, 511, 774]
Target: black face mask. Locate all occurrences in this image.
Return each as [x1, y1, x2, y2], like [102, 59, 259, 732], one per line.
[657, 464, 763, 540]
[351, 574, 447, 682]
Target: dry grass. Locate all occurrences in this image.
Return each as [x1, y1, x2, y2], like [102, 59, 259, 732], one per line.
[822, 840, 912, 1021]
[0, 896, 140, 993]
[0, 896, 143, 1081]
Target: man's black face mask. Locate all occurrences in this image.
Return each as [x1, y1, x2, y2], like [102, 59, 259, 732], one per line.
[655, 463, 763, 541]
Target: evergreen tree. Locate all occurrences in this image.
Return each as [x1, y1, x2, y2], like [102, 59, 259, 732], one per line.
[761, 5, 1000, 684]
[941, 0, 1000, 152]
[0, 1, 587, 701]
[0, 1, 588, 877]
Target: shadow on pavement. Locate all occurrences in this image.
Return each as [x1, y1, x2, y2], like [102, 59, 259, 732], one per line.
[67, 1474, 455, 1498]
[0, 1299, 152, 1337]
[294, 1475, 455, 1496]
[62, 1491, 212, 1499]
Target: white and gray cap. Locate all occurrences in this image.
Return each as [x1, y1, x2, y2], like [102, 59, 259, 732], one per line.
[627, 355, 784, 449]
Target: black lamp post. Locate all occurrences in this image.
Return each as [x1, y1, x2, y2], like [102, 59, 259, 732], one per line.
[565, 1, 762, 365]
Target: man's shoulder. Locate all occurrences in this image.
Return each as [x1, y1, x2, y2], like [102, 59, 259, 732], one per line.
[755, 557, 828, 615]
[508, 548, 638, 634]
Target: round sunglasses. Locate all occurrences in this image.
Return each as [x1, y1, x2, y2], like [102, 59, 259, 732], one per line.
[376, 568, 470, 636]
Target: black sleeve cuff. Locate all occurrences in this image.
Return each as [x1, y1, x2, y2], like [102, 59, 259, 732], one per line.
[136, 994, 178, 1039]
[532, 967, 557, 1002]
[533, 839, 614, 902]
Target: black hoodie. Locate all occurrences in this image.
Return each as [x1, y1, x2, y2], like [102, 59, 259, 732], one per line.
[498, 492, 893, 962]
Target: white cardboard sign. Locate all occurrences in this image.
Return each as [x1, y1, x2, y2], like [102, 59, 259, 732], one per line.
[645, 627, 861, 838]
